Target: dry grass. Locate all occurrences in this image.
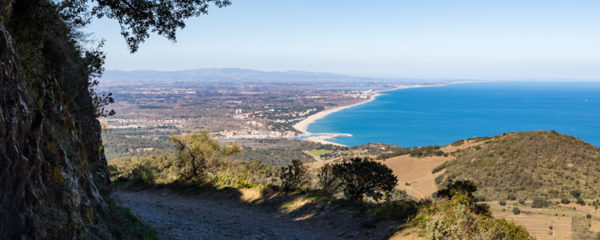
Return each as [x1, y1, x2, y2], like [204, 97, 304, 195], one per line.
[493, 211, 571, 240]
[381, 139, 488, 199]
[379, 155, 449, 198]
[487, 200, 600, 240]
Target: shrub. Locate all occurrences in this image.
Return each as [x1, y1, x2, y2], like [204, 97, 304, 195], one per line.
[507, 194, 517, 201]
[431, 161, 448, 174]
[371, 200, 418, 220]
[317, 163, 340, 194]
[570, 189, 581, 198]
[587, 213, 592, 219]
[170, 132, 240, 180]
[531, 198, 549, 208]
[332, 157, 397, 201]
[413, 196, 531, 239]
[280, 159, 309, 191]
[576, 198, 586, 206]
[434, 180, 477, 201]
[518, 199, 526, 205]
[410, 145, 447, 158]
[385, 189, 410, 201]
[512, 207, 521, 215]
[499, 200, 506, 206]
[560, 198, 570, 204]
[451, 140, 465, 146]
[130, 163, 155, 184]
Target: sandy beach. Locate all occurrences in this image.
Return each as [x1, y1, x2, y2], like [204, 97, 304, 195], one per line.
[293, 84, 434, 146]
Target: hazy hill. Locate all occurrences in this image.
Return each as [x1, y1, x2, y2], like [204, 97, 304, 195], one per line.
[438, 131, 600, 200]
[101, 68, 388, 84]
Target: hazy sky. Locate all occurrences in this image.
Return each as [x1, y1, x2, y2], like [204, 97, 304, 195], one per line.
[86, 0, 600, 79]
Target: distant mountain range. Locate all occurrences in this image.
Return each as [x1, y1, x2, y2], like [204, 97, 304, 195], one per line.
[101, 68, 460, 84]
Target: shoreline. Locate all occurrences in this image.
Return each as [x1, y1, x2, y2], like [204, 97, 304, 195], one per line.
[292, 83, 458, 146]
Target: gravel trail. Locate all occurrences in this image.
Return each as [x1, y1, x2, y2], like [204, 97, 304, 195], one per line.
[113, 190, 343, 240]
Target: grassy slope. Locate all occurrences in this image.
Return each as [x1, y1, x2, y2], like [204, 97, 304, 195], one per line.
[439, 131, 600, 201]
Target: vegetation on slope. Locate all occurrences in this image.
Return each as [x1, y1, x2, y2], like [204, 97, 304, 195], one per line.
[110, 132, 533, 239]
[438, 131, 600, 201]
[411, 181, 533, 240]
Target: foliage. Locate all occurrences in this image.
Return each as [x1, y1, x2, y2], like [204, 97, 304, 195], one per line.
[433, 180, 477, 201]
[576, 198, 586, 206]
[376, 145, 448, 159]
[431, 161, 448, 174]
[512, 207, 521, 215]
[316, 163, 341, 195]
[279, 159, 309, 191]
[531, 198, 549, 208]
[451, 140, 465, 146]
[371, 200, 419, 221]
[499, 200, 506, 206]
[413, 183, 532, 240]
[560, 198, 571, 204]
[410, 145, 448, 158]
[231, 147, 313, 166]
[170, 131, 240, 180]
[593, 199, 600, 210]
[110, 155, 279, 188]
[58, 0, 231, 52]
[439, 131, 600, 200]
[331, 157, 397, 201]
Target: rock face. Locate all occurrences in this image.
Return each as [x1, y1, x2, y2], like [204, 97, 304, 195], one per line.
[0, 2, 115, 239]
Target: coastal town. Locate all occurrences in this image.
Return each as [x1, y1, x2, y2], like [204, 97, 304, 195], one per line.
[98, 70, 437, 159]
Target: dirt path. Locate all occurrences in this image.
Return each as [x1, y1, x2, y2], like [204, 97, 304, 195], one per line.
[113, 190, 342, 240]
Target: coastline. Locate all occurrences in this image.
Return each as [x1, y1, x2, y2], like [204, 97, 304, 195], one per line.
[293, 83, 456, 146]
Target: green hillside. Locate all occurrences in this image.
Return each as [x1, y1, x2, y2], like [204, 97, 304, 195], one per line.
[438, 131, 600, 201]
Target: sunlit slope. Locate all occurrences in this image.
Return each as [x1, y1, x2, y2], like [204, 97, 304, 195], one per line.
[438, 131, 600, 200]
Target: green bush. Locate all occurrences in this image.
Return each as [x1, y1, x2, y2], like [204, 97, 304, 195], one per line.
[385, 189, 411, 201]
[451, 140, 465, 146]
[280, 159, 309, 191]
[431, 161, 448, 174]
[371, 200, 418, 220]
[587, 213, 592, 219]
[507, 194, 517, 201]
[518, 199, 526, 205]
[130, 163, 156, 185]
[499, 200, 506, 206]
[576, 198, 586, 206]
[331, 157, 397, 201]
[512, 207, 521, 215]
[560, 198, 570, 204]
[410, 145, 447, 158]
[170, 132, 240, 180]
[317, 163, 340, 195]
[434, 180, 477, 201]
[570, 189, 581, 198]
[413, 189, 532, 240]
[531, 198, 549, 208]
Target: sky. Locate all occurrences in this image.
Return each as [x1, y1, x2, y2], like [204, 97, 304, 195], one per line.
[86, 0, 600, 80]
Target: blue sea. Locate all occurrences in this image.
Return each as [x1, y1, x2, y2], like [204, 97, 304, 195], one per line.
[307, 82, 600, 147]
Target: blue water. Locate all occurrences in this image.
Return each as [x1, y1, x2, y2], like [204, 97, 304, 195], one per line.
[307, 82, 600, 147]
